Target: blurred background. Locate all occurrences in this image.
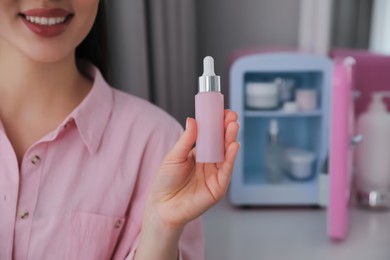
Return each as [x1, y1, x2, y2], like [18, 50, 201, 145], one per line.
[104, 0, 390, 259]
[103, 0, 385, 125]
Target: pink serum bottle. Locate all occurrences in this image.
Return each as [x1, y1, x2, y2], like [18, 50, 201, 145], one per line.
[195, 56, 224, 163]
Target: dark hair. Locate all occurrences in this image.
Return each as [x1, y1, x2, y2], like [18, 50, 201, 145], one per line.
[75, 1, 109, 79]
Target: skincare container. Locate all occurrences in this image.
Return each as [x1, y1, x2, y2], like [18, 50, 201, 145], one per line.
[282, 102, 299, 113]
[296, 89, 318, 111]
[246, 82, 280, 109]
[266, 120, 286, 183]
[195, 56, 225, 163]
[356, 91, 390, 209]
[286, 148, 315, 180]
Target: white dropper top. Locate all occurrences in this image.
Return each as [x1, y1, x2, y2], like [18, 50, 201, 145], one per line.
[198, 56, 221, 92]
[203, 56, 215, 76]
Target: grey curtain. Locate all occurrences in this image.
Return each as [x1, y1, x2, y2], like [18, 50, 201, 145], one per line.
[106, 0, 197, 125]
[331, 0, 374, 49]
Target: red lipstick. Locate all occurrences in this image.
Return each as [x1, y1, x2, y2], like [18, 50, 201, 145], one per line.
[20, 8, 74, 37]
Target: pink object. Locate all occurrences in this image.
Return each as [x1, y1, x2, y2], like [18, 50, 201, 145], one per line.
[328, 57, 355, 240]
[330, 49, 390, 116]
[296, 89, 318, 111]
[0, 64, 204, 259]
[328, 48, 390, 239]
[196, 56, 225, 163]
[195, 92, 225, 163]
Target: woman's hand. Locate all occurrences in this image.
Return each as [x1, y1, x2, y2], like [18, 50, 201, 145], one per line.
[145, 109, 240, 230]
[135, 110, 239, 259]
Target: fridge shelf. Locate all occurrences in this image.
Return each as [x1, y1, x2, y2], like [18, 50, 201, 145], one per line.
[244, 110, 322, 118]
[244, 169, 318, 186]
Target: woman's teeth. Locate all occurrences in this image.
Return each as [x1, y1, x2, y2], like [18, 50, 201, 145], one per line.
[25, 16, 66, 26]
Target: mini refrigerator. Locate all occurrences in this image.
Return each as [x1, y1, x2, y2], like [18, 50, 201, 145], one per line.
[229, 51, 355, 240]
[229, 51, 332, 206]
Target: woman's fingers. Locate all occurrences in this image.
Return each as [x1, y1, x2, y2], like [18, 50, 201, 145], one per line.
[225, 122, 239, 150]
[218, 142, 240, 190]
[224, 110, 238, 128]
[224, 110, 239, 149]
[165, 117, 197, 163]
[165, 110, 238, 165]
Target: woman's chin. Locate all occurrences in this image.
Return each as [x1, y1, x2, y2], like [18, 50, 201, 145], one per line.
[22, 45, 73, 64]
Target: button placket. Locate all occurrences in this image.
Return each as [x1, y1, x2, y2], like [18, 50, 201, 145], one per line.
[14, 147, 46, 259]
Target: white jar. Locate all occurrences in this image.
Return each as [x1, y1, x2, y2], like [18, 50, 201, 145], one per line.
[286, 148, 316, 180]
[283, 102, 299, 113]
[246, 82, 279, 109]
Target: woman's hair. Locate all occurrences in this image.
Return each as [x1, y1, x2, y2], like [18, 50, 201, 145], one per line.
[76, 1, 109, 79]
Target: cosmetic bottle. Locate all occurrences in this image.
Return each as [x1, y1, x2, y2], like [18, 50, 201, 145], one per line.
[195, 56, 224, 163]
[266, 119, 286, 183]
[356, 91, 390, 209]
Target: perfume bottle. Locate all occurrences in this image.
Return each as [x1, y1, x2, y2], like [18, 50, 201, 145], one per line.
[266, 119, 286, 183]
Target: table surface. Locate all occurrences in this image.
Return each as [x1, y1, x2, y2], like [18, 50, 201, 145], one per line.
[203, 197, 390, 260]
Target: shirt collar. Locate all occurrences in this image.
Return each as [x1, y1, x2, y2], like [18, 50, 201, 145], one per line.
[62, 63, 113, 155]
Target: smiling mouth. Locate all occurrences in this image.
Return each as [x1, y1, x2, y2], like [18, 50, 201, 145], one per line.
[19, 13, 74, 26]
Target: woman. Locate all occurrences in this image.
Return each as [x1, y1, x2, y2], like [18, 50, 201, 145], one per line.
[0, 1, 239, 259]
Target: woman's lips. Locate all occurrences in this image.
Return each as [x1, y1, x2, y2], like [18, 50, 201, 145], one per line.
[19, 8, 74, 37]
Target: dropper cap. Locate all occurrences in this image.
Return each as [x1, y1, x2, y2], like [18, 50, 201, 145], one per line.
[198, 56, 221, 92]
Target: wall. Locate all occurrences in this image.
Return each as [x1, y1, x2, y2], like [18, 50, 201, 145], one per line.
[196, 0, 301, 103]
[106, 0, 150, 99]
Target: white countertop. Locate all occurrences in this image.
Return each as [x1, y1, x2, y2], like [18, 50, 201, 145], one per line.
[203, 197, 390, 260]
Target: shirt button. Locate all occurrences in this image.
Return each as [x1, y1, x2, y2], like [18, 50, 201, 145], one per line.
[31, 155, 41, 165]
[114, 219, 122, 229]
[20, 211, 29, 219]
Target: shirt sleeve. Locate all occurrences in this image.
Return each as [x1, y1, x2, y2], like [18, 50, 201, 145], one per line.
[124, 218, 204, 260]
[112, 120, 205, 260]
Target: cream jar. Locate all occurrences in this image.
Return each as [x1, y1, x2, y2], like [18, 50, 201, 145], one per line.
[246, 82, 279, 109]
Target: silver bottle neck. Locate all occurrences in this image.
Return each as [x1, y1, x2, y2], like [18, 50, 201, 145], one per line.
[198, 75, 221, 92]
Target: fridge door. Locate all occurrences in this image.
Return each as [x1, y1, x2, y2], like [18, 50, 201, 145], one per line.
[328, 57, 356, 240]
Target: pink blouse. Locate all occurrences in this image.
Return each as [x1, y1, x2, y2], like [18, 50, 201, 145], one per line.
[0, 65, 204, 260]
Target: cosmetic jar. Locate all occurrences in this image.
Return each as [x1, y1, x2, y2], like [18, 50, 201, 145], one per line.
[286, 148, 315, 180]
[296, 89, 318, 111]
[246, 82, 279, 109]
[283, 102, 299, 113]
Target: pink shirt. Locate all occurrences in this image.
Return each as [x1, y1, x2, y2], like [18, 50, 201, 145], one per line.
[0, 65, 204, 260]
